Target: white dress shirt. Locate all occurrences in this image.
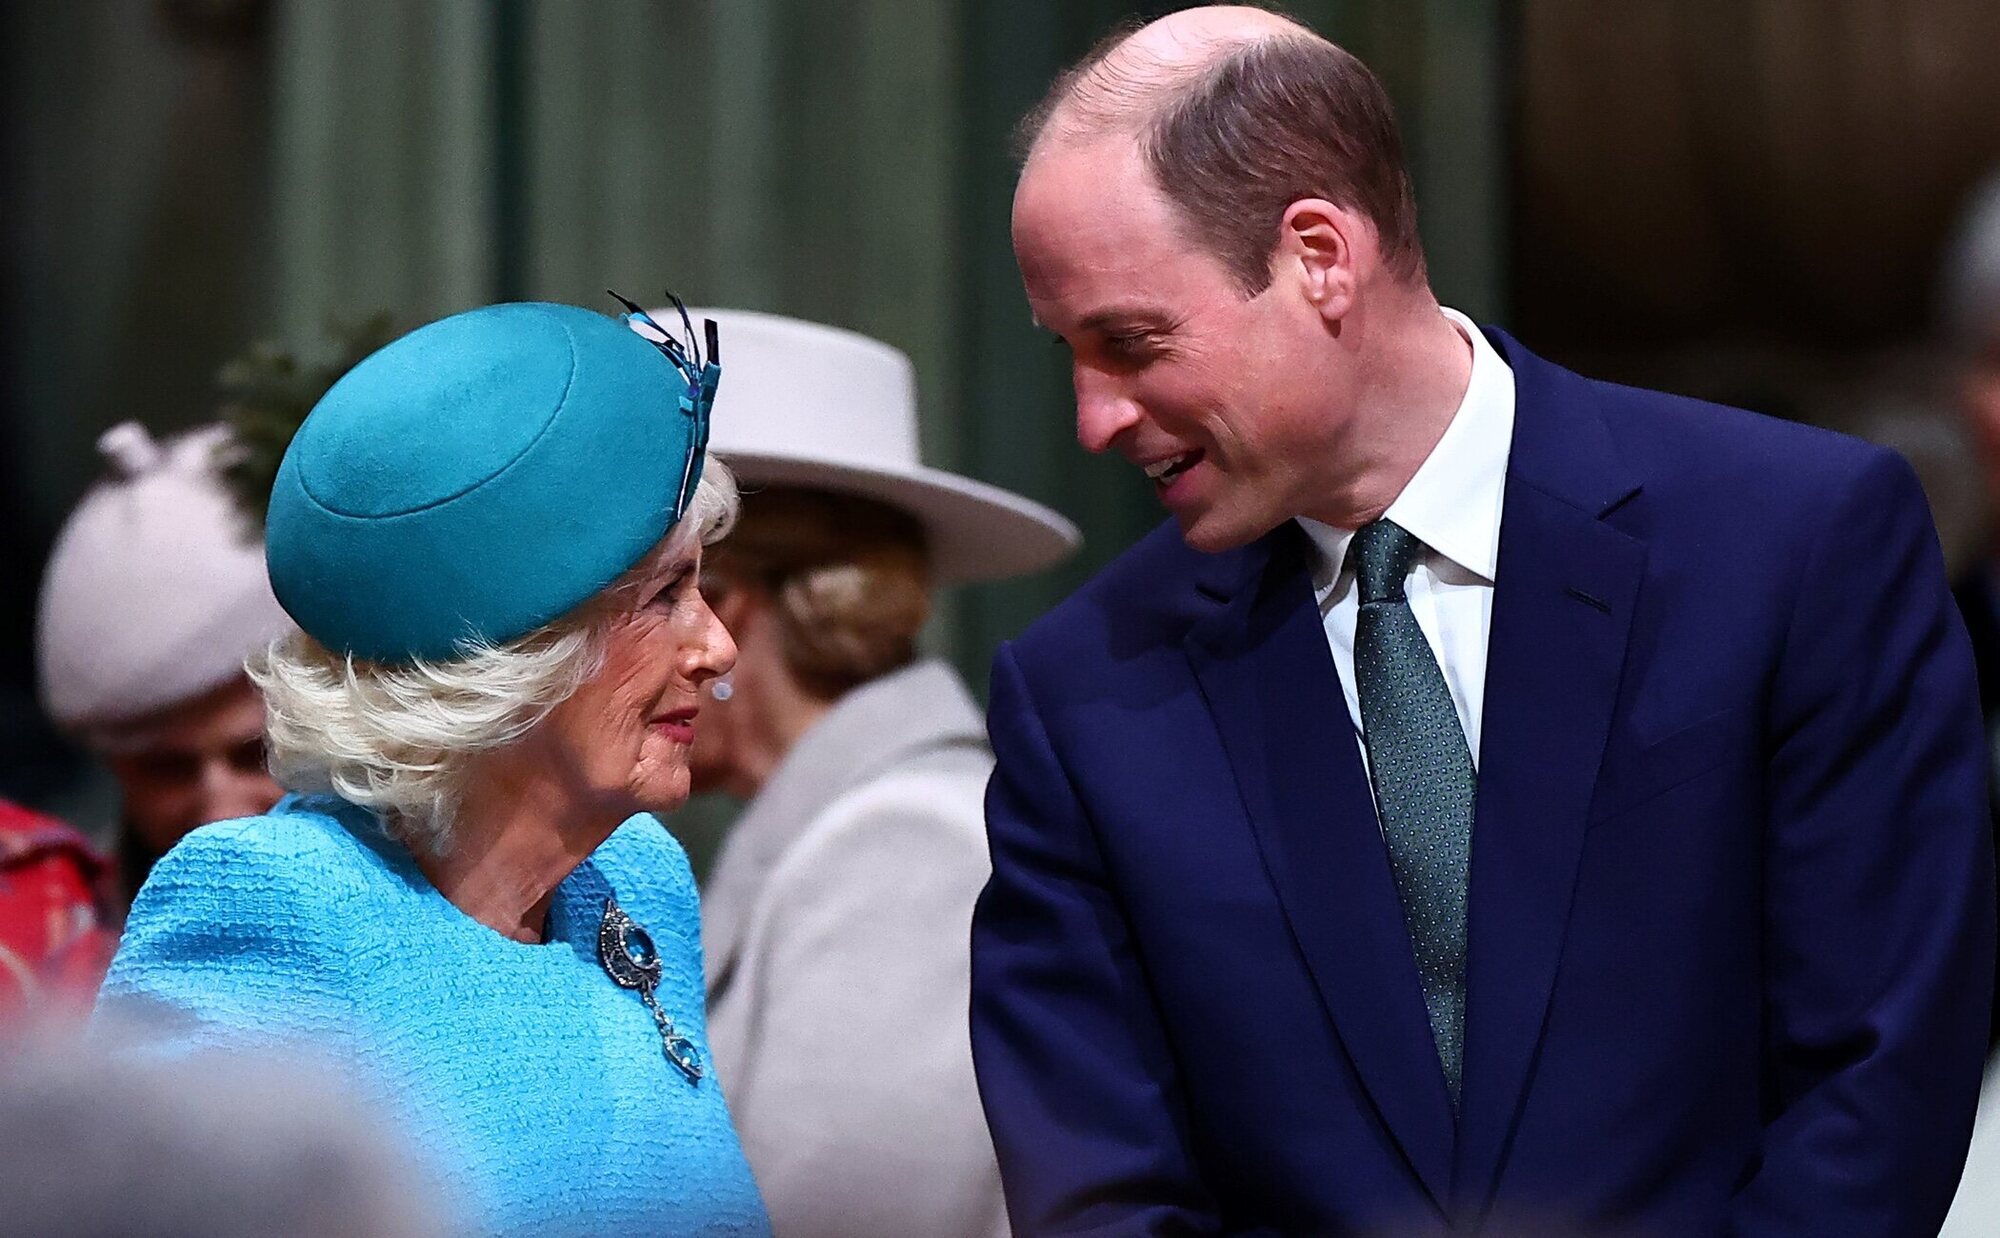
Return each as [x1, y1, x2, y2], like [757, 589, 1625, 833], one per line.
[1296, 307, 1515, 769]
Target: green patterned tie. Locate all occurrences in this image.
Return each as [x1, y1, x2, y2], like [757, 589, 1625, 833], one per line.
[1351, 518, 1473, 1107]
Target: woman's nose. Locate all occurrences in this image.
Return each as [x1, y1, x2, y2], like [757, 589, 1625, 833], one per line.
[685, 596, 737, 684]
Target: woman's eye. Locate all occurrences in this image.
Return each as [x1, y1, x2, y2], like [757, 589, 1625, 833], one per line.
[649, 571, 694, 608]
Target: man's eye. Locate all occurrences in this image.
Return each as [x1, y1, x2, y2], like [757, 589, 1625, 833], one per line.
[1104, 333, 1154, 359]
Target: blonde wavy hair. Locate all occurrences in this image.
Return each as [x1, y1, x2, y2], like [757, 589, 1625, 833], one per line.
[248, 465, 738, 854]
[702, 486, 931, 700]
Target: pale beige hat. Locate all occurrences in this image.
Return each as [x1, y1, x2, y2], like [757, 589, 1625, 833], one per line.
[645, 308, 1081, 584]
[36, 422, 292, 733]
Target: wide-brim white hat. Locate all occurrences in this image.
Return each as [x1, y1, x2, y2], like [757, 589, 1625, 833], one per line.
[646, 307, 1080, 584]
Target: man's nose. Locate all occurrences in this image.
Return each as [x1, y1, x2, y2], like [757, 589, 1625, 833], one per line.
[1074, 365, 1141, 454]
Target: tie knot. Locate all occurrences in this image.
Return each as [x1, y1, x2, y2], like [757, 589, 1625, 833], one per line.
[1352, 518, 1422, 603]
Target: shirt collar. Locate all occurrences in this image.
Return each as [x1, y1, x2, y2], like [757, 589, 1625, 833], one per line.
[1297, 306, 1515, 584]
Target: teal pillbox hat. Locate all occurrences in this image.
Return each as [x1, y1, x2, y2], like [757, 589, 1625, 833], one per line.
[266, 301, 707, 663]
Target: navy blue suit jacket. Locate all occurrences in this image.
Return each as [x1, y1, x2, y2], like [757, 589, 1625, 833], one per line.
[970, 332, 1996, 1236]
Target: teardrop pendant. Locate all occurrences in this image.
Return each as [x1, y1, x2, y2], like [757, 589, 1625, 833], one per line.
[598, 897, 704, 1084]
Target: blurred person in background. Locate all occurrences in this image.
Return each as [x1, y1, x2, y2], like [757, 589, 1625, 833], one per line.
[975, 7, 1992, 1234]
[0, 797, 114, 1022]
[1947, 169, 2000, 798]
[35, 422, 289, 898]
[1940, 167, 2000, 1238]
[0, 1040, 448, 1238]
[95, 299, 770, 1237]
[33, 322, 390, 902]
[676, 310, 1077, 1238]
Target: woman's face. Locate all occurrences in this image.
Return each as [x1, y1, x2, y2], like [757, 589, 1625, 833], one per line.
[512, 539, 737, 822]
[686, 581, 755, 797]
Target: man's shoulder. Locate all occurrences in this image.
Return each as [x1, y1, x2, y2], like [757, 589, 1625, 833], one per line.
[1008, 518, 1226, 670]
[1540, 358, 1896, 516]
[1490, 338, 1911, 561]
[1494, 329, 1887, 488]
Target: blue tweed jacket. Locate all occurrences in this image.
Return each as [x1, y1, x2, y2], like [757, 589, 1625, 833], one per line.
[96, 794, 771, 1238]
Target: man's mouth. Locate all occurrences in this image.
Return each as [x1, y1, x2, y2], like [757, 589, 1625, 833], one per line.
[1143, 450, 1203, 487]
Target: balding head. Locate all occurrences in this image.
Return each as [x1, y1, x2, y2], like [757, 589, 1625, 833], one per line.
[1019, 5, 1425, 293]
[1029, 5, 1308, 147]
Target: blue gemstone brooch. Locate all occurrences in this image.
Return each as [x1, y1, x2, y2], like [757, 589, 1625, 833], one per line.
[598, 897, 703, 1084]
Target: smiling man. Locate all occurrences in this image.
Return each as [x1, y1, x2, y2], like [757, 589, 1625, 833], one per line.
[969, 7, 1995, 1236]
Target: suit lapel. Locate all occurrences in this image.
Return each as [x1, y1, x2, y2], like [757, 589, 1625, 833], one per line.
[1453, 331, 1647, 1213]
[1186, 527, 1456, 1212]
[1178, 331, 1646, 1217]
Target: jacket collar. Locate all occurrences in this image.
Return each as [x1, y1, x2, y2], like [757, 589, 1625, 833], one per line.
[1484, 327, 1641, 519]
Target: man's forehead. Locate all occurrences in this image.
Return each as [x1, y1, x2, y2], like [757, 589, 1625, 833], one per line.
[1015, 149, 1220, 317]
[1058, 117, 1151, 162]
[1015, 138, 1171, 257]
[1016, 227, 1180, 323]
[1016, 136, 1142, 214]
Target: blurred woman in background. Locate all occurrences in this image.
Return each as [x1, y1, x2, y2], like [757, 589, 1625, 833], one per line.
[675, 310, 1078, 1238]
[97, 300, 770, 1237]
[35, 422, 289, 897]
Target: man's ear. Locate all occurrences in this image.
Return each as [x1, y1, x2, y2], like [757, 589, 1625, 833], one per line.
[1276, 197, 1372, 323]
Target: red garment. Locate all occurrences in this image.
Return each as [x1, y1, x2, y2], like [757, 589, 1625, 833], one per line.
[0, 799, 115, 1022]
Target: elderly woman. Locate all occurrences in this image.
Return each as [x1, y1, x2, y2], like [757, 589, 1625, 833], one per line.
[677, 310, 1078, 1238]
[94, 300, 771, 1237]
